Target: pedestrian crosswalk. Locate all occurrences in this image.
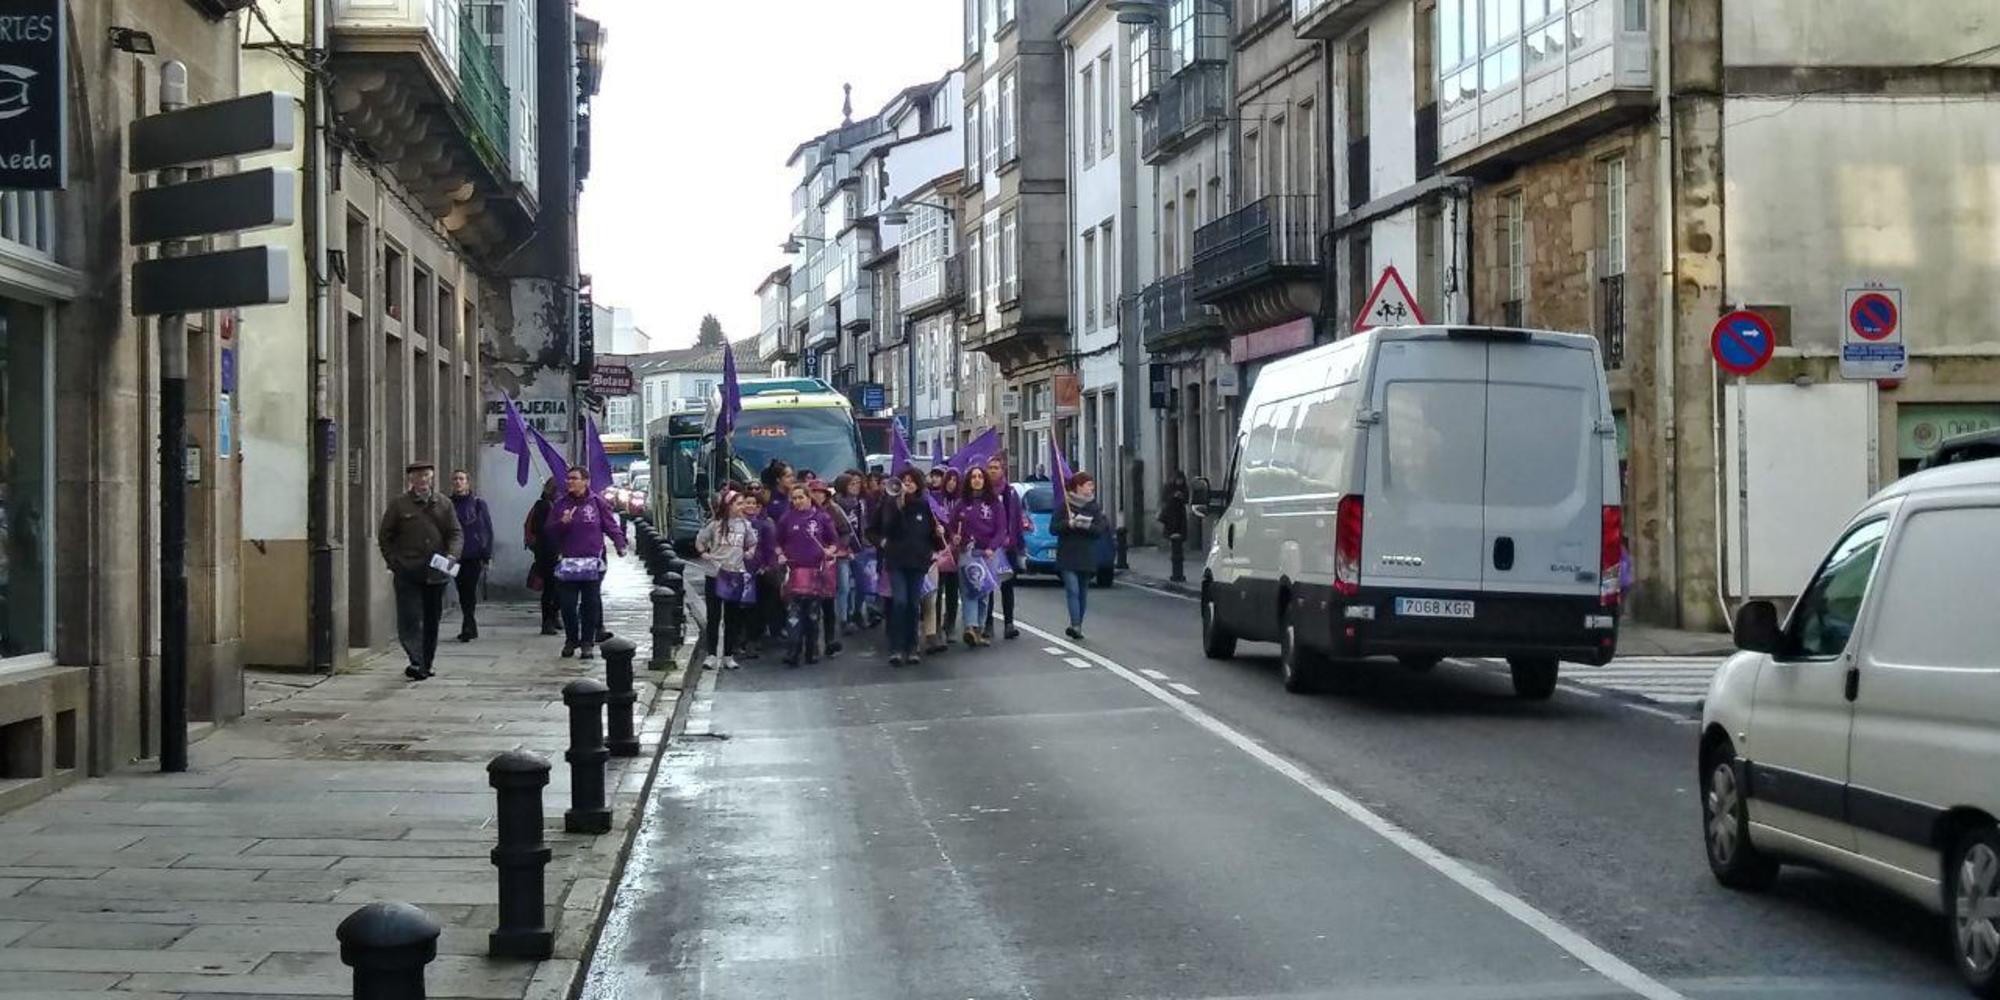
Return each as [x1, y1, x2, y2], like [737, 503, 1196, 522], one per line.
[1562, 657, 1726, 705]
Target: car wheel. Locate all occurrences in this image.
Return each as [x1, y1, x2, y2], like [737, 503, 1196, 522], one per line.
[1095, 566, 1115, 588]
[1399, 655, 1441, 673]
[1201, 592, 1237, 661]
[1508, 657, 1560, 700]
[1701, 743, 1780, 891]
[1949, 825, 2000, 997]
[1279, 618, 1319, 694]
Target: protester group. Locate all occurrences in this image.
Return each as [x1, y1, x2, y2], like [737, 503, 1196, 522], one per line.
[696, 450, 1109, 669]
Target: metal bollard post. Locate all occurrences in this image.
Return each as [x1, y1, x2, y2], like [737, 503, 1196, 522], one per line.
[560, 678, 612, 834]
[336, 901, 441, 1000]
[663, 572, 687, 649]
[486, 752, 553, 959]
[649, 586, 675, 671]
[1116, 526, 1131, 570]
[600, 637, 640, 757]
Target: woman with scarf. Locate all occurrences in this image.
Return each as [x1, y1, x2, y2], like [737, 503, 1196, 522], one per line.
[872, 468, 946, 666]
[952, 466, 1009, 648]
[542, 467, 628, 660]
[1054, 471, 1109, 640]
[775, 483, 835, 666]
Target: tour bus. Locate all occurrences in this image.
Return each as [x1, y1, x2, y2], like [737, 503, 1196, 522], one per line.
[701, 378, 867, 490]
[648, 411, 708, 554]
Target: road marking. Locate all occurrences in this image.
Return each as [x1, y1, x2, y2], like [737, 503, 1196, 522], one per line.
[1044, 646, 1069, 656]
[1624, 702, 1699, 725]
[1139, 668, 1171, 681]
[1167, 682, 1201, 697]
[1018, 621, 1687, 1000]
[1122, 580, 1201, 603]
[1065, 657, 1093, 670]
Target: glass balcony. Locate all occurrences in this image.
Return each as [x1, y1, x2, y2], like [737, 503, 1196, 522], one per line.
[1292, 0, 1398, 40]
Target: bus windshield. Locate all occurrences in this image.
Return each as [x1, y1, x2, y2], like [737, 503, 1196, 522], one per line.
[728, 407, 864, 482]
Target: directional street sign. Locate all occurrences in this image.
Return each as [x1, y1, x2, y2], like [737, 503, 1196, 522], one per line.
[130, 167, 295, 245]
[132, 246, 290, 316]
[1353, 264, 1427, 333]
[1842, 285, 1906, 381]
[1711, 309, 1775, 377]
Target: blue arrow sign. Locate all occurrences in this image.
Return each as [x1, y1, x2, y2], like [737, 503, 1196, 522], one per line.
[1712, 310, 1775, 376]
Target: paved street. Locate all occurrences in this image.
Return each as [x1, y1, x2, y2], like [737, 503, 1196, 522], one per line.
[585, 576, 1960, 999]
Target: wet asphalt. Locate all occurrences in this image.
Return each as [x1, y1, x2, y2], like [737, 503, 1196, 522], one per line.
[583, 578, 1963, 1000]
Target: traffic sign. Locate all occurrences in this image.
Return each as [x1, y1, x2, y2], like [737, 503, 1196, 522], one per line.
[1711, 310, 1775, 376]
[1353, 264, 1426, 333]
[1842, 285, 1906, 381]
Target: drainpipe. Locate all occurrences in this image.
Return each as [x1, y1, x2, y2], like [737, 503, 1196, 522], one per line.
[1653, 0, 1680, 624]
[306, 0, 337, 673]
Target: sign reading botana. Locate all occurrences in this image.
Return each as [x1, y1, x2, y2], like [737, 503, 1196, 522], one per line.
[0, 0, 67, 189]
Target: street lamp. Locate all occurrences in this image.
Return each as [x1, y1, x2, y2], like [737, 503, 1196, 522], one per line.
[877, 199, 953, 227]
[779, 233, 828, 255]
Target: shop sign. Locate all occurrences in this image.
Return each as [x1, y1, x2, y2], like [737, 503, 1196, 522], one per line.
[1898, 404, 2000, 460]
[1230, 317, 1313, 363]
[0, 0, 66, 190]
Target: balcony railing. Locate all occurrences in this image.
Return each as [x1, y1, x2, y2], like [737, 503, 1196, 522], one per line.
[1139, 271, 1224, 353]
[1141, 62, 1228, 165]
[1191, 195, 1321, 302]
[1598, 274, 1626, 369]
[456, 5, 509, 172]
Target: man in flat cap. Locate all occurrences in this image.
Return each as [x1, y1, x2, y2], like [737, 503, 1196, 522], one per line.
[379, 461, 462, 681]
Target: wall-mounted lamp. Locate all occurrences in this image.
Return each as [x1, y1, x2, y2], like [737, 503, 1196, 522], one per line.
[109, 27, 157, 55]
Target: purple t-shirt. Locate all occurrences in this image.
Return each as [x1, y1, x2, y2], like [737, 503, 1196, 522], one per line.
[776, 507, 834, 567]
[954, 496, 1009, 551]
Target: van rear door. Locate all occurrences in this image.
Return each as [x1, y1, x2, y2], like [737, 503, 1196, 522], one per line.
[1361, 337, 1489, 592]
[1481, 337, 1605, 596]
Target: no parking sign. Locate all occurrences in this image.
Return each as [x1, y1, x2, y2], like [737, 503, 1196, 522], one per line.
[1842, 285, 1906, 381]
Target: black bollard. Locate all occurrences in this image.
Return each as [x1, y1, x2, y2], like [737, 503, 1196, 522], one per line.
[649, 586, 675, 671]
[600, 637, 640, 757]
[336, 901, 441, 1000]
[561, 678, 612, 834]
[1116, 525, 1131, 570]
[663, 572, 687, 649]
[486, 751, 554, 959]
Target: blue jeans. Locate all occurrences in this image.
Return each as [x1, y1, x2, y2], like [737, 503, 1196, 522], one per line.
[961, 584, 991, 637]
[888, 566, 927, 655]
[833, 556, 854, 624]
[1060, 569, 1089, 629]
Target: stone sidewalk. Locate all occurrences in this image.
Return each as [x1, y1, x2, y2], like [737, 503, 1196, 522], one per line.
[1119, 543, 1736, 657]
[0, 557, 690, 999]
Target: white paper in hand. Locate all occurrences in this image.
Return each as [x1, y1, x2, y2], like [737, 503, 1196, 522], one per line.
[429, 553, 461, 578]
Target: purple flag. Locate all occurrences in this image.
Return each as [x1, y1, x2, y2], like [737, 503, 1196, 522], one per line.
[718, 343, 743, 443]
[892, 421, 912, 475]
[499, 395, 532, 486]
[528, 423, 568, 484]
[585, 416, 614, 494]
[946, 427, 1001, 473]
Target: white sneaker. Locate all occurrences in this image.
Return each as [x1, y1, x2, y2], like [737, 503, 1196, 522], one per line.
[721, 655, 740, 670]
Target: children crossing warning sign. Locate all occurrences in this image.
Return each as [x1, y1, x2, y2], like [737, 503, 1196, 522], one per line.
[1353, 265, 1426, 333]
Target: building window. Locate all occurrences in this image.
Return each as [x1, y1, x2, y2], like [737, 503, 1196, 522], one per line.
[0, 296, 50, 660]
[966, 95, 985, 184]
[1603, 155, 1627, 278]
[1504, 190, 1526, 324]
[965, 0, 981, 59]
[998, 0, 1016, 31]
[1346, 31, 1371, 209]
[1417, 202, 1443, 321]
[985, 217, 1002, 309]
[1169, 0, 1196, 71]
[1130, 24, 1155, 104]
[1297, 99, 1318, 201]
[1243, 129, 1261, 203]
[1082, 228, 1098, 332]
[1098, 51, 1115, 157]
[1100, 220, 1117, 325]
[1162, 199, 1179, 274]
[1268, 115, 1287, 197]
[965, 237, 983, 314]
[999, 69, 1019, 166]
[1081, 64, 1096, 165]
[1000, 209, 1020, 303]
[1347, 233, 1371, 332]
[984, 91, 1000, 175]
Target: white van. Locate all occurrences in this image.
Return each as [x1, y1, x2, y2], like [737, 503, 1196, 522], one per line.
[1192, 327, 1622, 698]
[1698, 459, 2000, 995]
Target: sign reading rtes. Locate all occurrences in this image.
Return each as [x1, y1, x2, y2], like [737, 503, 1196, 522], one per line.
[0, 0, 67, 189]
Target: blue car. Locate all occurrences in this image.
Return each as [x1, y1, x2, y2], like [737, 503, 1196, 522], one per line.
[1012, 482, 1117, 587]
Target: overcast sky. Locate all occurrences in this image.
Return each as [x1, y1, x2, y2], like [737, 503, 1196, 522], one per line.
[577, 0, 960, 352]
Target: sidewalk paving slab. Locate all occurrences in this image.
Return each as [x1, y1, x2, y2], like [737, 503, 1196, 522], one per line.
[0, 557, 694, 999]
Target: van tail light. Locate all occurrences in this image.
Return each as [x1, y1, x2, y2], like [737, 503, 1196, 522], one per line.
[1335, 495, 1364, 597]
[1600, 506, 1623, 608]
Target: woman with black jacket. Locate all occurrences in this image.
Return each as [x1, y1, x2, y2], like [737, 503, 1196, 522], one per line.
[872, 469, 946, 666]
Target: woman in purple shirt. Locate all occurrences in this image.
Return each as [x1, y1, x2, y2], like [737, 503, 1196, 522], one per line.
[542, 467, 628, 660]
[775, 485, 835, 666]
[953, 466, 1008, 647]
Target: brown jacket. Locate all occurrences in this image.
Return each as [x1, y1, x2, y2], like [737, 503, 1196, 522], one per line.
[379, 489, 463, 581]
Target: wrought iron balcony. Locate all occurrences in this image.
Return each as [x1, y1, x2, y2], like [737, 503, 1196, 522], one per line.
[1139, 271, 1224, 354]
[1192, 195, 1320, 304]
[1598, 274, 1626, 370]
[1140, 62, 1228, 165]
